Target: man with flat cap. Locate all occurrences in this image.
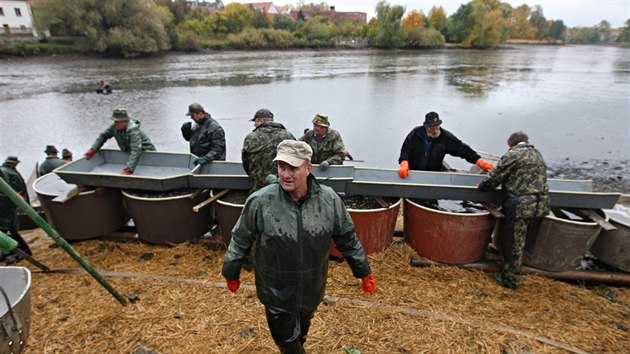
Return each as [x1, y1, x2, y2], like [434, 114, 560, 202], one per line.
[299, 113, 347, 171]
[39, 145, 65, 175]
[222, 140, 376, 353]
[181, 103, 226, 166]
[84, 108, 156, 175]
[398, 111, 494, 178]
[241, 108, 295, 193]
[61, 149, 73, 163]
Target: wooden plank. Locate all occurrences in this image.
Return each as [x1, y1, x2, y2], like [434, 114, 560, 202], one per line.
[568, 208, 617, 231]
[192, 189, 231, 213]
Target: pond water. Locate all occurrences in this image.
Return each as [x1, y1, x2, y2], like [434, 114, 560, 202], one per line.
[1, 46, 628, 191]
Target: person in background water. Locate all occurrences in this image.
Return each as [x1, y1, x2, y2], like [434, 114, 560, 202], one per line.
[39, 145, 65, 175]
[398, 111, 494, 177]
[0, 156, 32, 264]
[222, 140, 376, 353]
[241, 108, 295, 194]
[299, 113, 347, 171]
[96, 80, 112, 94]
[180, 103, 226, 166]
[61, 149, 73, 163]
[84, 109, 156, 175]
[478, 131, 549, 290]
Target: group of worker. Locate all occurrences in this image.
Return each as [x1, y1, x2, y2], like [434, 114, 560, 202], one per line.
[0, 104, 549, 353]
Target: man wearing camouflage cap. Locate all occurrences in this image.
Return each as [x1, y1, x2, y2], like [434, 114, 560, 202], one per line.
[241, 108, 295, 193]
[181, 103, 226, 166]
[222, 140, 376, 353]
[398, 111, 494, 177]
[61, 149, 73, 163]
[39, 145, 64, 175]
[84, 109, 156, 175]
[299, 113, 347, 171]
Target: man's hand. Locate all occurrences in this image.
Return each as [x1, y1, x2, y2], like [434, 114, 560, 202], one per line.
[85, 149, 96, 160]
[320, 160, 330, 171]
[181, 122, 192, 140]
[345, 151, 354, 161]
[475, 158, 494, 172]
[226, 278, 240, 293]
[361, 274, 376, 294]
[194, 156, 210, 166]
[121, 168, 133, 175]
[398, 160, 410, 179]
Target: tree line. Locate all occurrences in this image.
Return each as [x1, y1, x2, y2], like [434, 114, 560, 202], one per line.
[28, 0, 630, 57]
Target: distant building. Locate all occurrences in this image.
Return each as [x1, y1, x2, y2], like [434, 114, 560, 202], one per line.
[290, 6, 366, 24]
[0, 0, 37, 37]
[242, 2, 290, 17]
[184, 0, 224, 14]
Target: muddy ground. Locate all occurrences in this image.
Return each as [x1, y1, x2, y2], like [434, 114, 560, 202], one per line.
[548, 159, 629, 194]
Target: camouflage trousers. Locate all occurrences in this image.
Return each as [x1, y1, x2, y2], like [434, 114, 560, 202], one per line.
[499, 204, 543, 288]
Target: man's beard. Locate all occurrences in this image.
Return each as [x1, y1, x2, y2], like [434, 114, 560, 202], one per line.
[427, 130, 441, 139]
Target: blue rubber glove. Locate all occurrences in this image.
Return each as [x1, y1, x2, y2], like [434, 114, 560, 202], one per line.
[194, 156, 210, 166]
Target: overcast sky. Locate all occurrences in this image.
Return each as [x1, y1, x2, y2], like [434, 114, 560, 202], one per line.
[234, 0, 629, 28]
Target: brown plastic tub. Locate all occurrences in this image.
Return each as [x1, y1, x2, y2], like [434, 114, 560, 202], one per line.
[212, 190, 247, 245]
[122, 189, 212, 245]
[404, 199, 494, 264]
[330, 198, 401, 258]
[33, 173, 128, 240]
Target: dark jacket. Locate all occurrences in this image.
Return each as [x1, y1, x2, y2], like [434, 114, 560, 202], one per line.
[39, 157, 65, 175]
[398, 126, 480, 171]
[241, 122, 295, 192]
[183, 113, 226, 161]
[222, 175, 371, 314]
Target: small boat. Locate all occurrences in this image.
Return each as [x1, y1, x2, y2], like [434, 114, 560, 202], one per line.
[590, 205, 630, 273]
[0, 266, 31, 354]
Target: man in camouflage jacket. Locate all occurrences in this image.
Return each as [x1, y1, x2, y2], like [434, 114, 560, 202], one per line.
[0, 160, 32, 262]
[478, 131, 549, 289]
[181, 103, 226, 166]
[299, 113, 346, 170]
[85, 109, 156, 174]
[242, 109, 295, 193]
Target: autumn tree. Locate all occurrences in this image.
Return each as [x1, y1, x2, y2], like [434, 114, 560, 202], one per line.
[507, 4, 536, 39]
[402, 10, 425, 30]
[428, 6, 447, 34]
[529, 5, 548, 40]
[446, 0, 508, 47]
[32, 0, 172, 57]
[373, 0, 406, 48]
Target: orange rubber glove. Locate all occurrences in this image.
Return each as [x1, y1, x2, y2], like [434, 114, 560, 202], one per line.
[121, 168, 133, 175]
[226, 278, 240, 293]
[361, 274, 376, 294]
[398, 160, 410, 179]
[475, 158, 494, 172]
[84, 149, 96, 160]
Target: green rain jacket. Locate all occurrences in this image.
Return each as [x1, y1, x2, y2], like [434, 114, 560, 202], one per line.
[222, 175, 371, 314]
[91, 119, 156, 172]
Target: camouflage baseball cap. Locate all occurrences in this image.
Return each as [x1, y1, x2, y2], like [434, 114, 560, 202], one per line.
[111, 109, 130, 122]
[312, 113, 330, 127]
[5, 156, 20, 164]
[186, 103, 204, 116]
[62, 149, 72, 158]
[423, 111, 442, 127]
[273, 140, 312, 167]
[251, 108, 274, 121]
